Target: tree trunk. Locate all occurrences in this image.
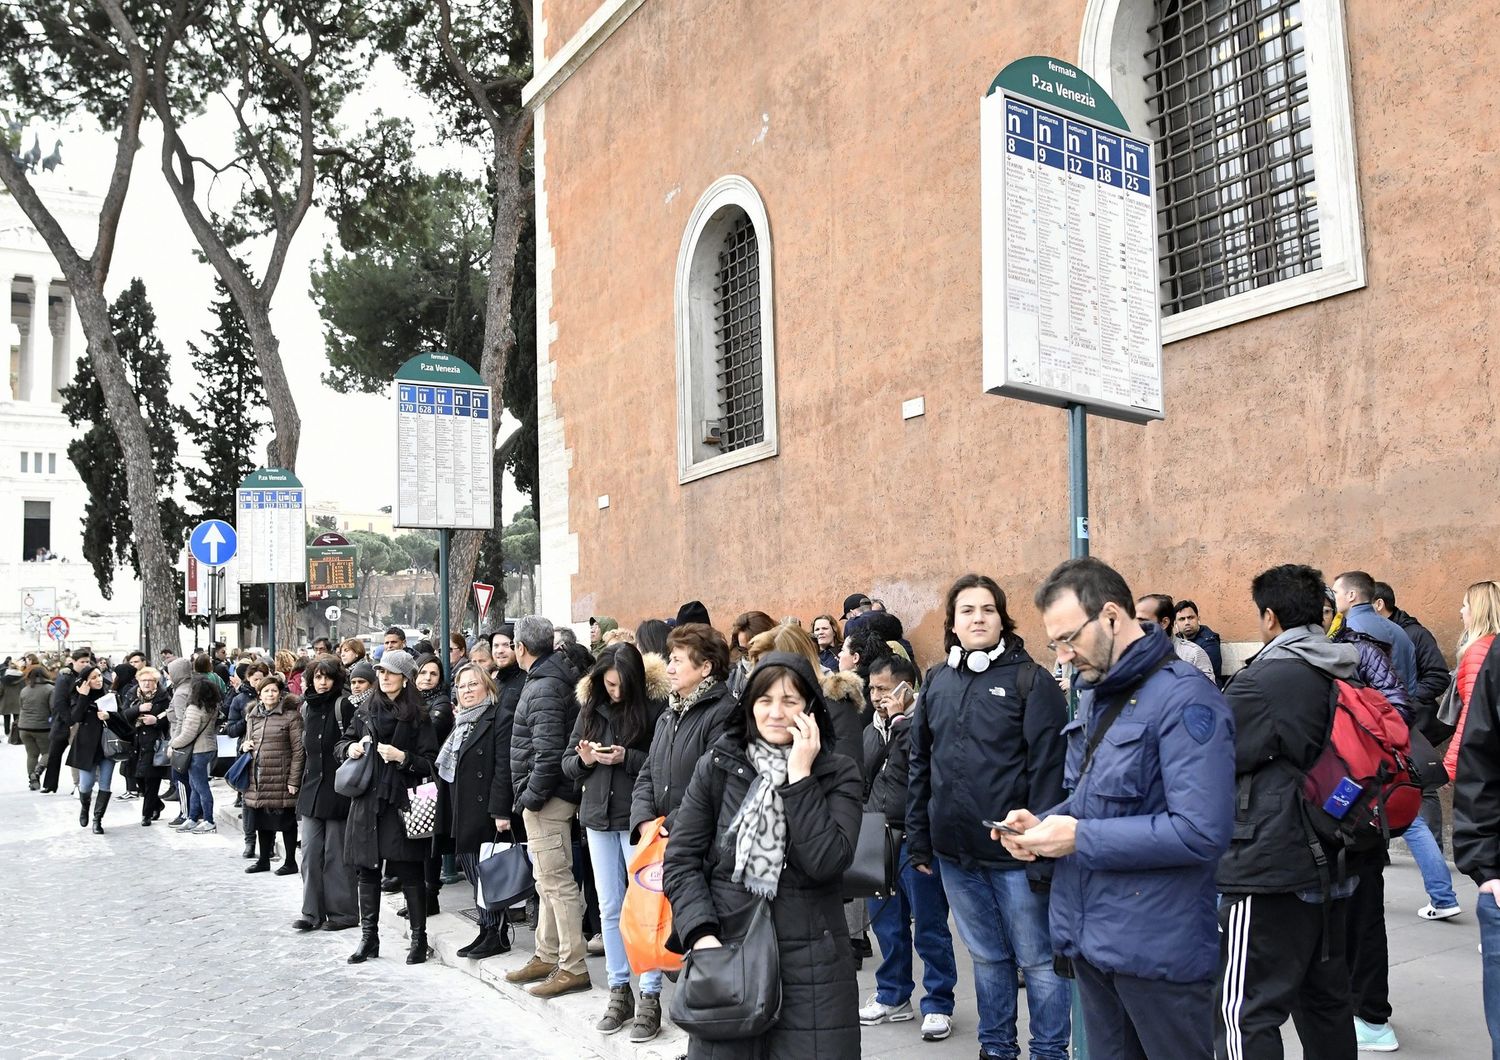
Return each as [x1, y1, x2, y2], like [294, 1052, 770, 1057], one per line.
[446, 125, 529, 632]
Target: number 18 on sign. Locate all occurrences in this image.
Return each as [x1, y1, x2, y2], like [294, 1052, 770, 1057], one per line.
[394, 353, 495, 530]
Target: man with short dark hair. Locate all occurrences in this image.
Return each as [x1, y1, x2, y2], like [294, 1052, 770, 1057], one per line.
[1136, 594, 1215, 683]
[1214, 564, 1360, 1059]
[506, 616, 590, 999]
[382, 626, 406, 656]
[1333, 570, 1417, 697]
[312, 637, 333, 655]
[1000, 557, 1233, 1060]
[1173, 600, 1223, 683]
[1370, 581, 1450, 724]
[862, 654, 957, 1041]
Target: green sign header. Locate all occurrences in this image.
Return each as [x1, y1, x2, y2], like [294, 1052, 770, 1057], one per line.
[394, 351, 485, 386]
[238, 467, 303, 489]
[987, 55, 1131, 133]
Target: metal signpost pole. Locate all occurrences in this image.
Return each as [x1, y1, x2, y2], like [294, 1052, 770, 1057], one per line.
[1068, 403, 1089, 559]
[208, 567, 218, 649]
[437, 529, 451, 685]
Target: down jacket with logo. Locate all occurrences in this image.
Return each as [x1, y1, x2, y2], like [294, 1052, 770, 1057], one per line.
[906, 636, 1067, 871]
[1044, 624, 1234, 983]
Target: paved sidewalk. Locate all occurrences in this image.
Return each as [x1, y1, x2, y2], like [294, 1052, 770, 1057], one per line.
[216, 783, 1489, 1059]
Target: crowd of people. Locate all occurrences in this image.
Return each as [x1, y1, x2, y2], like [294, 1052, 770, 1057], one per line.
[6, 561, 1500, 1060]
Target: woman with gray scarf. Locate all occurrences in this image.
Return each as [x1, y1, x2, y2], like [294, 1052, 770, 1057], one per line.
[432, 662, 514, 960]
[662, 652, 864, 1058]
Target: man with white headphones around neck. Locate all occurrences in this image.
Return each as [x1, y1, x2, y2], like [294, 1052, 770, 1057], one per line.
[906, 573, 1071, 1060]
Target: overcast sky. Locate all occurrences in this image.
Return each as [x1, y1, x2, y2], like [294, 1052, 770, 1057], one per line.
[22, 56, 524, 522]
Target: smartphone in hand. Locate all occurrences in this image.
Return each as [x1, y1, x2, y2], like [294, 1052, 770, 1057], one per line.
[982, 819, 1024, 836]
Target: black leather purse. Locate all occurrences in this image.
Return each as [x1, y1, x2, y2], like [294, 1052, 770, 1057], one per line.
[841, 810, 900, 898]
[334, 743, 377, 797]
[669, 897, 781, 1040]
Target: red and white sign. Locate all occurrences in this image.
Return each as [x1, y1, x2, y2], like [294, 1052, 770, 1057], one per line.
[46, 615, 69, 641]
[473, 582, 495, 622]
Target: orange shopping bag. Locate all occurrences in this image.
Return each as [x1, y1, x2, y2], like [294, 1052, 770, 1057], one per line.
[620, 817, 684, 974]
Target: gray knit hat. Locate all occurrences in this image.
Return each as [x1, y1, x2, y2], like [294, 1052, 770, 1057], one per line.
[374, 649, 415, 680]
[349, 660, 377, 684]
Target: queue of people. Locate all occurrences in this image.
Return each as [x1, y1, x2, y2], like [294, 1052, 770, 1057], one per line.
[11, 562, 1498, 1060]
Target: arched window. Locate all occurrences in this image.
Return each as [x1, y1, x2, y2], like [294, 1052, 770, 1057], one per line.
[1080, 0, 1364, 341]
[675, 176, 777, 483]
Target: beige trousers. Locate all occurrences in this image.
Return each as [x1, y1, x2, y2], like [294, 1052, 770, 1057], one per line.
[522, 796, 587, 975]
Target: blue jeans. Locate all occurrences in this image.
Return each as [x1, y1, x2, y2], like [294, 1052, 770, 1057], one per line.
[186, 750, 214, 824]
[586, 828, 664, 993]
[1480, 894, 1500, 1060]
[1401, 813, 1457, 908]
[939, 857, 1071, 1059]
[868, 841, 958, 1015]
[78, 757, 115, 794]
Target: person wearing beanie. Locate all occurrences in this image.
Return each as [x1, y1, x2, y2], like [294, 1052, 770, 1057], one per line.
[349, 660, 378, 686]
[676, 600, 712, 628]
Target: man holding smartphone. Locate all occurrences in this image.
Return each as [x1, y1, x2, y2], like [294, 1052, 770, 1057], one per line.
[998, 557, 1234, 1060]
[861, 655, 959, 1042]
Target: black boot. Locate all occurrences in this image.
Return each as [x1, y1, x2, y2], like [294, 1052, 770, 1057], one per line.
[349, 874, 381, 964]
[403, 884, 432, 964]
[467, 922, 510, 960]
[380, 875, 400, 893]
[245, 831, 272, 873]
[91, 791, 110, 834]
[242, 832, 257, 859]
[457, 926, 488, 958]
[274, 829, 299, 875]
[79, 791, 92, 827]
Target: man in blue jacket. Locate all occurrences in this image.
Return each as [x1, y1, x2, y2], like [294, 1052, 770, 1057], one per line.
[998, 557, 1234, 1060]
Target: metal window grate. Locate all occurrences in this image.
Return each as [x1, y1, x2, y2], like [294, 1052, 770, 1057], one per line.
[1147, 0, 1321, 315]
[714, 213, 764, 452]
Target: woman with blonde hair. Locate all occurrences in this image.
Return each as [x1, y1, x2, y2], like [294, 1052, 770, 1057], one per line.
[1446, 581, 1500, 784]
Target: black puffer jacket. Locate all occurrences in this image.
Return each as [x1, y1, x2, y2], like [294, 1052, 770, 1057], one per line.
[863, 712, 913, 830]
[662, 728, 864, 1059]
[906, 637, 1067, 870]
[629, 678, 737, 841]
[298, 688, 354, 820]
[509, 650, 581, 812]
[562, 656, 669, 832]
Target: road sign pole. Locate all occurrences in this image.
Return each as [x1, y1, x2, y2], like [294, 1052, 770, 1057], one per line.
[208, 566, 218, 650]
[437, 528, 451, 685]
[268, 596, 277, 658]
[1068, 403, 1089, 559]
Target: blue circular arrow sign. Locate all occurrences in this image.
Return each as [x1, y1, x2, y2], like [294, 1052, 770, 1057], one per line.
[189, 519, 238, 567]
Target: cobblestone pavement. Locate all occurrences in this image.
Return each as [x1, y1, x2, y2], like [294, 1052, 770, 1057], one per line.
[0, 753, 596, 1060]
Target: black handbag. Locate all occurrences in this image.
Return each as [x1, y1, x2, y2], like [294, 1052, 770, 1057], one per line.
[99, 720, 131, 762]
[334, 744, 377, 798]
[1406, 725, 1449, 789]
[152, 735, 172, 769]
[669, 896, 781, 1040]
[224, 751, 254, 792]
[842, 810, 900, 898]
[170, 745, 193, 773]
[476, 839, 536, 909]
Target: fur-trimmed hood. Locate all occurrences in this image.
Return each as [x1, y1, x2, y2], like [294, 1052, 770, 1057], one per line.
[575, 650, 674, 707]
[821, 669, 867, 714]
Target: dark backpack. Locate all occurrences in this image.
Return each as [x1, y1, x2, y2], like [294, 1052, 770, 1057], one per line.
[1300, 673, 1422, 857]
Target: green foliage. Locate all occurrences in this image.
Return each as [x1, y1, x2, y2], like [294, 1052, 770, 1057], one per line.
[499, 504, 538, 574]
[59, 279, 190, 598]
[313, 514, 337, 531]
[179, 280, 269, 521]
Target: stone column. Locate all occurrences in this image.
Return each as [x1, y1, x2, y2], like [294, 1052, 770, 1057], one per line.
[0, 272, 12, 401]
[28, 278, 51, 404]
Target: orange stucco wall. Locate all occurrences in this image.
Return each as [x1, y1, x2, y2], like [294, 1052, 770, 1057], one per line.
[537, 0, 1500, 661]
[540, 0, 601, 60]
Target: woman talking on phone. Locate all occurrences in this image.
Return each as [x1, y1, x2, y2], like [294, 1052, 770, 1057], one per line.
[563, 643, 668, 1041]
[662, 652, 864, 1058]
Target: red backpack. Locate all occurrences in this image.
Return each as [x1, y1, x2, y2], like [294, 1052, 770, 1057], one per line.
[1301, 675, 1423, 857]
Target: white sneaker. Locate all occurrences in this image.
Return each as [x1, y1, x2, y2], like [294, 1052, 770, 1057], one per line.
[920, 1013, 953, 1041]
[1417, 903, 1461, 921]
[174, 819, 199, 832]
[192, 821, 218, 834]
[858, 995, 914, 1025]
[1354, 1016, 1400, 1052]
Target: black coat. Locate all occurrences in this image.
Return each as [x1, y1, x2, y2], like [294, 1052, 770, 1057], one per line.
[336, 697, 438, 869]
[423, 685, 454, 744]
[906, 637, 1068, 870]
[435, 699, 512, 855]
[298, 690, 354, 820]
[863, 712, 913, 830]
[563, 695, 664, 832]
[1454, 636, 1500, 885]
[509, 651, 580, 812]
[65, 686, 123, 771]
[662, 734, 864, 1059]
[821, 671, 867, 786]
[49, 669, 78, 731]
[121, 683, 172, 781]
[629, 680, 737, 841]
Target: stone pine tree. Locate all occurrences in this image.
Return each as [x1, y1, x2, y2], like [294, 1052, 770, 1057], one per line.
[59, 278, 190, 598]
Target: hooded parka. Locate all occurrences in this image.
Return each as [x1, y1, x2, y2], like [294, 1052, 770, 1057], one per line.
[562, 653, 669, 832]
[662, 653, 864, 1059]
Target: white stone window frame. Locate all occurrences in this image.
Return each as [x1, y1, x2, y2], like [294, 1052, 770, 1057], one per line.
[674, 175, 778, 484]
[1079, 0, 1366, 344]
